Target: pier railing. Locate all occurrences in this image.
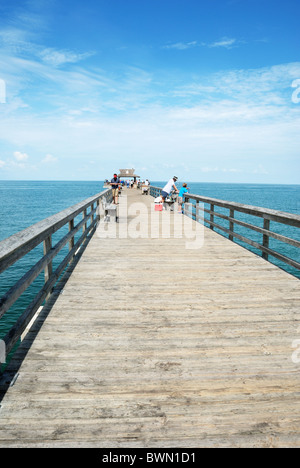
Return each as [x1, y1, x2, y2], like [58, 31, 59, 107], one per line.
[149, 186, 163, 199]
[150, 185, 300, 274]
[0, 188, 112, 361]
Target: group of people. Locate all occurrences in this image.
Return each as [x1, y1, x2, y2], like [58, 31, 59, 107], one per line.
[161, 176, 189, 213]
[110, 173, 189, 211]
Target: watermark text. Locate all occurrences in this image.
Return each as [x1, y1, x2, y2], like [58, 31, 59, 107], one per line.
[292, 339, 300, 364]
[291, 79, 300, 104]
[0, 78, 6, 104]
[96, 196, 204, 250]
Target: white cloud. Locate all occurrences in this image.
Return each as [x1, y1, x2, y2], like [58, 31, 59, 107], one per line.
[163, 41, 197, 50]
[201, 166, 220, 173]
[38, 48, 95, 67]
[13, 151, 29, 161]
[200, 167, 241, 173]
[0, 160, 6, 168]
[42, 154, 58, 163]
[163, 37, 238, 51]
[169, 62, 300, 108]
[0, 27, 34, 48]
[11, 151, 29, 170]
[0, 52, 299, 182]
[252, 164, 268, 175]
[0, 18, 95, 71]
[209, 37, 237, 48]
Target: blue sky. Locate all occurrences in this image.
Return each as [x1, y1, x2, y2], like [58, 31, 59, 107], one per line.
[0, 0, 299, 182]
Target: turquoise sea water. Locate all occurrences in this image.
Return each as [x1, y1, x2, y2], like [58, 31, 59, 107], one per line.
[0, 180, 299, 365]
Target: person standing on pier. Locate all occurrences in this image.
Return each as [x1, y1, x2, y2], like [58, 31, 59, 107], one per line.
[110, 173, 120, 204]
[178, 183, 189, 213]
[161, 176, 179, 204]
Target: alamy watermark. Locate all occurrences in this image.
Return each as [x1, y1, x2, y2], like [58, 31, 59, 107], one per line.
[291, 79, 300, 104]
[0, 340, 6, 365]
[96, 196, 205, 250]
[0, 78, 6, 104]
[292, 327, 300, 364]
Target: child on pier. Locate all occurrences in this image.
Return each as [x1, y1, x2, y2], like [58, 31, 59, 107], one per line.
[178, 183, 189, 213]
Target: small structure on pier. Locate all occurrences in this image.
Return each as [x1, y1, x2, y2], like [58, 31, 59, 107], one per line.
[118, 168, 140, 183]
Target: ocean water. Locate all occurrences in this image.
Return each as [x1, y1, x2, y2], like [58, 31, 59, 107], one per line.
[0, 181, 105, 242]
[0, 180, 299, 366]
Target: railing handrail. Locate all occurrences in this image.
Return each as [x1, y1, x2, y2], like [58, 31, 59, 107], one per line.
[149, 185, 300, 275]
[184, 193, 300, 228]
[149, 185, 164, 192]
[0, 189, 110, 274]
[149, 185, 300, 226]
[0, 188, 112, 361]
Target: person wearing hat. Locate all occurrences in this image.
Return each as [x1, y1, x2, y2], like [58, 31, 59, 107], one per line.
[110, 173, 120, 204]
[161, 176, 179, 205]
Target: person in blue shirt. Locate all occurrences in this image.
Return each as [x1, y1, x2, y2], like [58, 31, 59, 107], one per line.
[178, 183, 189, 213]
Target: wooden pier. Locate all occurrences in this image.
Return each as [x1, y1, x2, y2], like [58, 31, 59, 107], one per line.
[0, 188, 299, 447]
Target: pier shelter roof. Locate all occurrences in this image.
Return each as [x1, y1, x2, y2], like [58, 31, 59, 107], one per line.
[118, 168, 140, 179]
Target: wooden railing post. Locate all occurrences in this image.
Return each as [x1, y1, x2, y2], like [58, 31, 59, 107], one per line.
[210, 204, 214, 230]
[43, 236, 52, 283]
[96, 199, 101, 223]
[196, 201, 200, 223]
[69, 219, 75, 262]
[43, 235, 53, 300]
[229, 209, 234, 241]
[90, 203, 95, 225]
[83, 208, 87, 233]
[262, 218, 270, 260]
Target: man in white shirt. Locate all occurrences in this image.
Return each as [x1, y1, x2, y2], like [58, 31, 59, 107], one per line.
[161, 176, 179, 203]
[142, 179, 150, 195]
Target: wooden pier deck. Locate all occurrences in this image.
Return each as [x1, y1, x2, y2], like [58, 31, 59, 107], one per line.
[0, 188, 299, 448]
